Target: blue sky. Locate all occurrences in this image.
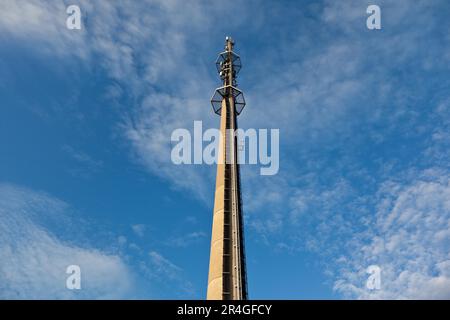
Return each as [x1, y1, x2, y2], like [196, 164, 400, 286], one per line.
[1, 0, 450, 299]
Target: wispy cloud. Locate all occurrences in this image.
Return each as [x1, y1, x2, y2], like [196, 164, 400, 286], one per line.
[334, 169, 450, 299]
[131, 224, 146, 238]
[62, 145, 103, 177]
[166, 231, 207, 248]
[0, 183, 134, 299]
[139, 251, 194, 297]
[148, 251, 182, 279]
[0, 0, 247, 202]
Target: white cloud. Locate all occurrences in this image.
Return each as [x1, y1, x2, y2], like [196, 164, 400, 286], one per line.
[334, 170, 450, 299]
[0, 0, 245, 202]
[139, 251, 194, 296]
[166, 231, 207, 247]
[0, 0, 89, 59]
[131, 224, 146, 238]
[148, 251, 182, 279]
[2, 0, 449, 203]
[61, 145, 103, 178]
[0, 183, 134, 299]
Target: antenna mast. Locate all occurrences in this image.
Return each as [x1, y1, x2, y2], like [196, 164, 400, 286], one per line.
[207, 37, 248, 300]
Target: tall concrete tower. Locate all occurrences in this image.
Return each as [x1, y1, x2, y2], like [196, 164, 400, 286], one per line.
[207, 37, 248, 300]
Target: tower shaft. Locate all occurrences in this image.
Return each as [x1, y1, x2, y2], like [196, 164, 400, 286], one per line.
[207, 38, 247, 300]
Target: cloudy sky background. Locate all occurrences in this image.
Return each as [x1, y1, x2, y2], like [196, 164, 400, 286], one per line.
[0, 0, 449, 299]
